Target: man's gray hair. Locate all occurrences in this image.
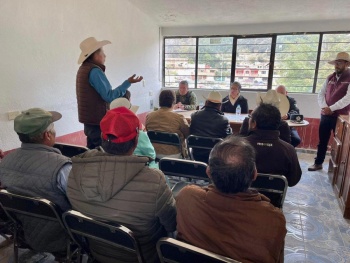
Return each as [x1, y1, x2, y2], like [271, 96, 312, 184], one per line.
[179, 80, 189, 87]
[17, 123, 55, 144]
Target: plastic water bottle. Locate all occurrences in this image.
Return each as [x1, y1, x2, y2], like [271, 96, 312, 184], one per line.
[236, 104, 241, 115]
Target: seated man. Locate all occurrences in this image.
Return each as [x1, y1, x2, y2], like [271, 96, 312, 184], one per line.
[221, 81, 248, 113]
[246, 103, 302, 186]
[240, 90, 291, 144]
[0, 108, 71, 256]
[176, 136, 286, 263]
[174, 80, 197, 110]
[276, 85, 302, 147]
[67, 107, 176, 263]
[110, 97, 158, 168]
[146, 90, 190, 158]
[190, 91, 232, 163]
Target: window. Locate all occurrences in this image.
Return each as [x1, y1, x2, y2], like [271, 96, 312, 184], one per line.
[197, 37, 233, 89]
[273, 34, 320, 93]
[235, 37, 272, 90]
[317, 33, 350, 92]
[163, 32, 350, 93]
[164, 38, 196, 88]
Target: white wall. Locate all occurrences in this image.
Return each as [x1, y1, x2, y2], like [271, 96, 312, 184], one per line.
[0, 0, 161, 151]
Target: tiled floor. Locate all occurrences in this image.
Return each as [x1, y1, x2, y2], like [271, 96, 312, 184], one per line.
[0, 152, 349, 262]
[284, 153, 350, 263]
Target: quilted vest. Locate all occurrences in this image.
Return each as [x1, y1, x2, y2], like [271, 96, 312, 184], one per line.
[325, 68, 350, 116]
[0, 143, 71, 252]
[176, 90, 193, 105]
[76, 61, 108, 125]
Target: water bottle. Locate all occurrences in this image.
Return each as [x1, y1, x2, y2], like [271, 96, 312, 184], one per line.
[236, 104, 241, 115]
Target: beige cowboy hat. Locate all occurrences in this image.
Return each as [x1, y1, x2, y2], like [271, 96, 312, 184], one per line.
[110, 98, 139, 114]
[256, 90, 290, 117]
[328, 52, 350, 65]
[203, 91, 222, 104]
[78, 37, 111, 64]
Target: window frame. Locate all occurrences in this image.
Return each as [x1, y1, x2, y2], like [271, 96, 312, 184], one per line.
[163, 31, 350, 93]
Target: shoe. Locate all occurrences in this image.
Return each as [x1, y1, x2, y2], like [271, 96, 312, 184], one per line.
[308, 164, 323, 171]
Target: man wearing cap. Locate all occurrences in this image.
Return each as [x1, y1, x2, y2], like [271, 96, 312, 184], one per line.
[67, 107, 176, 263]
[76, 37, 143, 149]
[174, 80, 197, 110]
[309, 52, 350, 171]
[110, 97, 158, 168]
[189, 91, 232, 163]
[0, 108, 71, 255]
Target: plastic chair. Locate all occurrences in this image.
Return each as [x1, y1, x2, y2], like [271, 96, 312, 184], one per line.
[186, 135, 223, 162]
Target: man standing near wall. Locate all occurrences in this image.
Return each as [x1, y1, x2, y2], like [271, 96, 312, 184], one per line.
[76, 37, 143, 149]
[309, 52, 350, 171]
[174, 80, 197, 110]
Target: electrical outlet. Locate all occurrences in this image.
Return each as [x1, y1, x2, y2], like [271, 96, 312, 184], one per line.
[8, 111, 21, 120]
[150, 99, 153, 109]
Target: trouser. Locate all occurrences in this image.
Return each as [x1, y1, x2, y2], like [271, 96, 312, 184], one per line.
[315, 115, 338, 165]
[290, 128, 301, 148]
[84, 124, 102, 149]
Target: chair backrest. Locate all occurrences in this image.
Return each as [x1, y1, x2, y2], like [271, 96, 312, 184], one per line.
[250, 173, 288, 208]
[157, 237, 241, 263]
[159, 158, 209, 181]
[53, 143, 88, 158]
[0, 189, 65, 228]
[147, 131, 182, 152]
[187, 135, 223, 151]
[63, 210, 144, 263]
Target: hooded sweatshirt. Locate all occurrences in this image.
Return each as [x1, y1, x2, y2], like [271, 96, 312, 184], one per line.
[67, 149, 176, 263]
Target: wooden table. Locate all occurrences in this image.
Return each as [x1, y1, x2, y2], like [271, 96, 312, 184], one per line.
[176, 110, 309, 133]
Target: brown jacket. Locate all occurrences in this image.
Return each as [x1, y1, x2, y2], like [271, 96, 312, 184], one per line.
[67, 149, 176, 263]
[76, 61, 108, 125]
[146, 107, 190, 157]
[176, 185, 286, 263]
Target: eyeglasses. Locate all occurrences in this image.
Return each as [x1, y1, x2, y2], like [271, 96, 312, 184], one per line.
[230, 88, 239, 91]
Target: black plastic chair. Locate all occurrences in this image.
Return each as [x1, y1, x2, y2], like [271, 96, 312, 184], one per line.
[53, 143, 88, 158]
[0, 190, 75, 263]
[63, 210, 145, 263]
[250, 173, 288, 209]
[186, 135, 223, 162]
[157, 237, 241, 263]
[147, 131, 182, 160]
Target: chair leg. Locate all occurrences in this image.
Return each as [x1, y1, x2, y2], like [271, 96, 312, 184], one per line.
[13, 225, 18, 263]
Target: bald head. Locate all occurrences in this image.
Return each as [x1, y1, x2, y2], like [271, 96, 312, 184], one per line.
[276, 85, 287, 96]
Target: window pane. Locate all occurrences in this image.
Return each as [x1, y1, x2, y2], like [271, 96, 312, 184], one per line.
[197, 37, 233, 89]
[235, 37, 272, 90]
[317, 33, 350, 92]
[164, 38, 196, 88]
[272, 34, 319, 93]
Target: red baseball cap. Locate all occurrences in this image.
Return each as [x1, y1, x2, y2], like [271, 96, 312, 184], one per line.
[100, 107, 140, 143]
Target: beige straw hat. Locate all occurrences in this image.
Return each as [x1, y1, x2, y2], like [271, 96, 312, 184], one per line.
[78, 37, 111, 64]
[328, 52, 350, 65]
[110, 98, 139, 114]
[203, 91, 222, 103]
[256, 90, 290, 117]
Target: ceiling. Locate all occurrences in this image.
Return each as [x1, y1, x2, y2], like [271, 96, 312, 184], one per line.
[129, 0, 350, 27]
